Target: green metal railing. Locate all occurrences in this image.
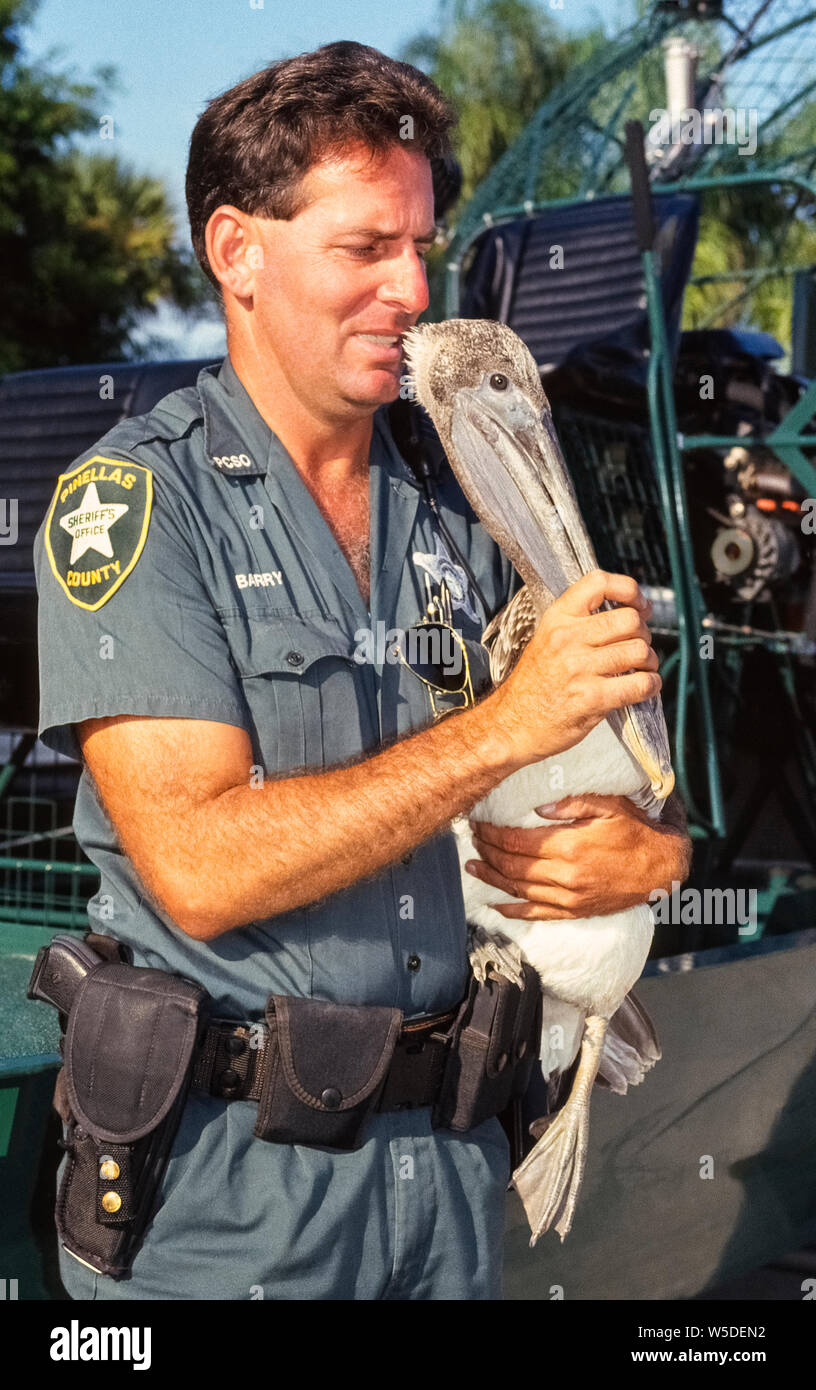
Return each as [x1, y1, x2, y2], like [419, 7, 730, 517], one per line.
[0, 856, 97, 931]
[0, 738, 97, 931]
[642, 243, 727, 835]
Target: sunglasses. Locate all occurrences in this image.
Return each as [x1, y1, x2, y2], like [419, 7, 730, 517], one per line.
[394, 578, 475, 720]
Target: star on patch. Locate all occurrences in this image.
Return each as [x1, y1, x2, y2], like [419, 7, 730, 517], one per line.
[44, 456, 153, 611]
[59, 481, 129, 564]
[412, 536, 479, 622]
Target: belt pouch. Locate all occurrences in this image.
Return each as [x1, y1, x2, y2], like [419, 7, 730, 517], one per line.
[432, 962, 542, 1132]
[254, 994, 402, 1150]
[57, 960, 208, 1279]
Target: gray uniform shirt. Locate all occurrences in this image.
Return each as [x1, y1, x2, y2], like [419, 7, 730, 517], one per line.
[34, 354, 516, 1021]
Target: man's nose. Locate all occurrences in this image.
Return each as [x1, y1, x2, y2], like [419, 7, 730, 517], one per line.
[377, 246, 430, 317]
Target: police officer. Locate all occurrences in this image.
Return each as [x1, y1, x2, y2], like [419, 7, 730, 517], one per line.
[34, 42, 688, 1300]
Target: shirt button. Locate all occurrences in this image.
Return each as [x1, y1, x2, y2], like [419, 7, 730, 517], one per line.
[286, 650, 304, 667]
[401, 852, 413, 866]
[406, 954, 421, 972]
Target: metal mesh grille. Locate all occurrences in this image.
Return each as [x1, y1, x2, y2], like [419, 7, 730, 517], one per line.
[553, 405, 673, 589]
[452, 1, 816, 254]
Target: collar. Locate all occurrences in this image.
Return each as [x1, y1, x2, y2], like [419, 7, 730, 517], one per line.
[197, 355, 269, 476]
[197, 354, 426, 625]
[197, 352, 424, 496]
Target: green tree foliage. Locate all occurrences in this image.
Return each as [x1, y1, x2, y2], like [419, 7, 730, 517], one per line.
[0, 0, 207, 372]
[401, 0, 606, 317]
[401, 0, 603, 206]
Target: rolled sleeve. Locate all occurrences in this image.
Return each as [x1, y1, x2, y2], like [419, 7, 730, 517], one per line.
[34, 462, 248, 761]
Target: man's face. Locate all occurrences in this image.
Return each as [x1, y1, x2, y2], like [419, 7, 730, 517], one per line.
[245, 141, 435, 420]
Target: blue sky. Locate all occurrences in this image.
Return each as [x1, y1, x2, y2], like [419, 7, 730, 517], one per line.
[20, 0, 633, 355]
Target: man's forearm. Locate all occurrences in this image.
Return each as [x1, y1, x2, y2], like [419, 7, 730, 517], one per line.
[169, 694, 517, 937]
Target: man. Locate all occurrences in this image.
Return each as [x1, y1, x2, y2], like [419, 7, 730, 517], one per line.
[34, 41, 690, 1300]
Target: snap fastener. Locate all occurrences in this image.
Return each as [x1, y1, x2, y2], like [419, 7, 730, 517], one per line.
[321, 1087, 342, 1109]
[225, 1034, 246, 1056]
[407, 954, 421, 972]
[101, 1191, 122, 1214]
[515, 1040, 527, 1061]
[219, 1067, 240, 1094]
[286, 650, 304, 666]
[495, 1051, 508, 1072]
[99, 1157, 120, 1181]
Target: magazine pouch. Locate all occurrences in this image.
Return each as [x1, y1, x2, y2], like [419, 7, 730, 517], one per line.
[254, 993, 402, 1150]
[432, 961, 542, 1131]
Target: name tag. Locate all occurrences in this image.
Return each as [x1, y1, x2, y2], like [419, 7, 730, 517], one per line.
[235, 571, 284, 589]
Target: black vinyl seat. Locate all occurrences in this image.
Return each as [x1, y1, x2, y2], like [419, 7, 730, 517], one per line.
[459, 192, 700, 375]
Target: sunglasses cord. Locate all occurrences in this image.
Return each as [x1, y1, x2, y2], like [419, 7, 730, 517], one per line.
[420, 466, 493, 626]
[396, 398, 494, 626]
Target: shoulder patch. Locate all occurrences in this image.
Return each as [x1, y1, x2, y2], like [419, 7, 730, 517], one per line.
[44, 456, 153, 610]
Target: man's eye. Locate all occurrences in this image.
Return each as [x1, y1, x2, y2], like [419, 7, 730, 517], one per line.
[346, 245, 377, 258]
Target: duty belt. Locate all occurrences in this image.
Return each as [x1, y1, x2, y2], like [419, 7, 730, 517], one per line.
[193, 1006, 458, 1113]
[28, 931, 542, 1281]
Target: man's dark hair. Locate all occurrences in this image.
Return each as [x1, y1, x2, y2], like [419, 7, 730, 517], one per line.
[186, 41, 457, 291]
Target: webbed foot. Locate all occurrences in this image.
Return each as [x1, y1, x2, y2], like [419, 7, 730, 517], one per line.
[467, 924, 525, 988]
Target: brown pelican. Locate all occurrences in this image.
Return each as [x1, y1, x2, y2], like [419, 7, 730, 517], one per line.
[403, 319, 674, 1244]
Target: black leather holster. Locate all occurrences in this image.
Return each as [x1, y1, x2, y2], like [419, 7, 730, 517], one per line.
[28, 933, 209, 1279]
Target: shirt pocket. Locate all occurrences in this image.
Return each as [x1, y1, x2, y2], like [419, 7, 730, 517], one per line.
[226, 613, 371, 774]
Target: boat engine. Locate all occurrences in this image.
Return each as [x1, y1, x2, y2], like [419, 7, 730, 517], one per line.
[674, 329, 816, 633]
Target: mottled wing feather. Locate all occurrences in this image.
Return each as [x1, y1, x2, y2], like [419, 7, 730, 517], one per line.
[482, 585, 538, 684]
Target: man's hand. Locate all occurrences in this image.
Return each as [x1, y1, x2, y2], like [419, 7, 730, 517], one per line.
[487, 570, 661, 772]
[465, 792, 692, 921]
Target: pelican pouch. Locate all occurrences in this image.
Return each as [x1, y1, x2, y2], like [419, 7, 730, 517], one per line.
[432, 960, 542, 1132]
[28, 933, 209, 1279]
[254, 993, 403, 1150]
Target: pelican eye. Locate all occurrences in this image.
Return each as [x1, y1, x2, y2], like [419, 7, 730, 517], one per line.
[489, 373, 508, 391]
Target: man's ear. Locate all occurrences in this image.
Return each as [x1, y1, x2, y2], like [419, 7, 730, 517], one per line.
[205, 206, 261, 300]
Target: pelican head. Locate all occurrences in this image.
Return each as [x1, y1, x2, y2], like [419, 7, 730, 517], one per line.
[403, 318, 674, 800]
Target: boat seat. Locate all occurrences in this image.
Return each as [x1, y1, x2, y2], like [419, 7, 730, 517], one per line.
[459, 191, 700, 375]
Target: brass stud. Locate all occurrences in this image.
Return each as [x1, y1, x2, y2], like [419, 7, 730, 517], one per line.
[99, 1158, 120, 1181]
[101, 1190, 122, 1213]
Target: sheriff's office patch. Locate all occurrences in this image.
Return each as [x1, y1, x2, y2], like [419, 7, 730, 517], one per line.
[44, 456, 153, 611]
